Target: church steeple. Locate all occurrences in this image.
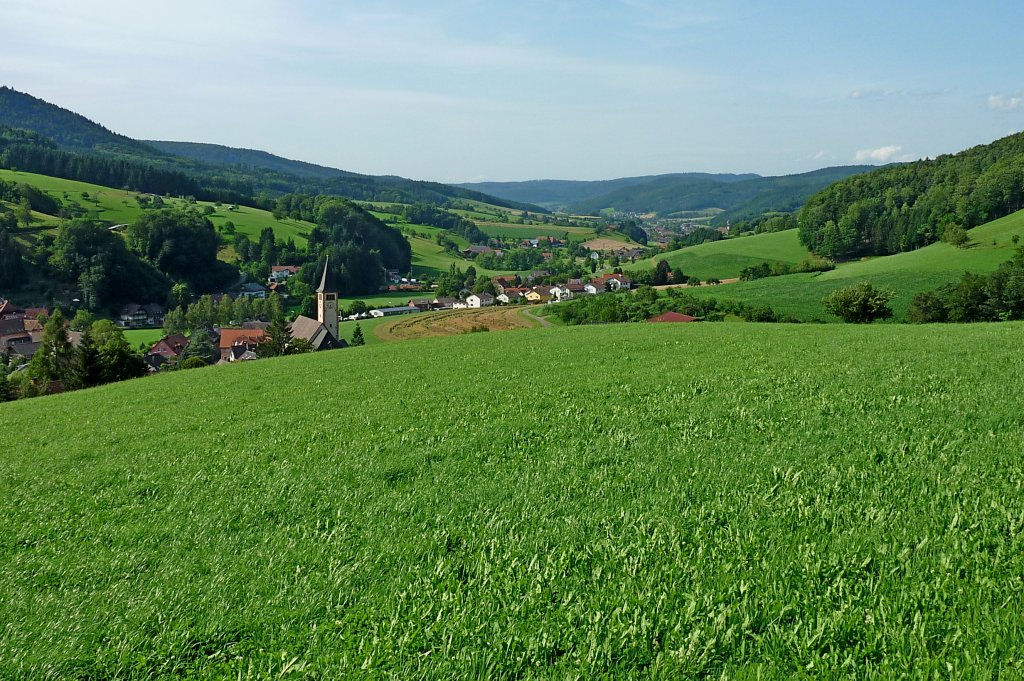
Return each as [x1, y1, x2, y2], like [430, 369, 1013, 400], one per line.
[316, 257, 339, 341]
[316, 255, 336, 293]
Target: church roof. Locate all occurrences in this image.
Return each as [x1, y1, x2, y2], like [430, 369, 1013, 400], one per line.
[290, 315, 345, 350]
[315, 257, 336, 293]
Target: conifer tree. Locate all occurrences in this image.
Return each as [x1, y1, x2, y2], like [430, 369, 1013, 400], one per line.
[351, 324, 365, 346]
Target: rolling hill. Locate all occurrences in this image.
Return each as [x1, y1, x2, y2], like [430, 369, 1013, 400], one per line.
[460, 166, 874, 218]
[2, 322, 1022, 677]
[682, 209, 1024, 320]
[0, 87, 542, 210]
[457, 173, 757, 211]
[628, 228, 812, 281]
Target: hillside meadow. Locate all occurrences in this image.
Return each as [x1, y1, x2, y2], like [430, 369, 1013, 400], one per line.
[2, 322, 1023, 678]
[630, 229, 811, 281]
[1, 168, 316, 246]
[684, 209, 1024, 321]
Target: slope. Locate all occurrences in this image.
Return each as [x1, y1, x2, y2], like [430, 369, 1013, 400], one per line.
[685, 209, 1024, 320]
[1, 168, 316, 246]
[628, 228, 811, 280]
[0, 87, 543, 211]
[2, 323, 1022, 677]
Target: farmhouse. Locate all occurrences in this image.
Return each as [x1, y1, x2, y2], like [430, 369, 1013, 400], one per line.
[408, 299, 434, 312]
[432, 297, 457, 309]
[149, 334, 189, 361]
[498, 288, 527, 304]
[467, 293, 494, 308]
[525, 288, 552, 304]
[269, 265, 300, 283]
[218, 328, 267, 361]
[238, 282, 269, 299]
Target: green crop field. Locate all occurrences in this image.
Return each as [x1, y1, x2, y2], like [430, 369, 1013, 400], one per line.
[0, 169, 316, 247]
[684, 210, 1024, 321]
[2, 322, 1022, 678]
[630, 229, 812, 281]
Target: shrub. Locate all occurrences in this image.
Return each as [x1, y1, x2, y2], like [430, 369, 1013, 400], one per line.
[823, 282, 895, 323]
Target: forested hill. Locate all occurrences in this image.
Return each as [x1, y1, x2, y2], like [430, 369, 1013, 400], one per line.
[0, 86, 162, 157]
[799, 132, 1024, 259]
[457, 173, 758, 210]
[572, 166, 874, 218]
[146, 141, 364, 180]
[460, 166, 874, 218]
[0, 87, 542, 210]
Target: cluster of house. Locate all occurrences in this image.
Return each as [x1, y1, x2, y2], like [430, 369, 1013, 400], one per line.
[371, 273, 636, 318]
[0, 300, 51, 361]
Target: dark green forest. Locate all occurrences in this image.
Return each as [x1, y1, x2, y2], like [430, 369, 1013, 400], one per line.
[799, 132, 1024, 259]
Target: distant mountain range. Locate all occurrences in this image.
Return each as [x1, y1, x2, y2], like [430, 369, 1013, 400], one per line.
[460, 166, 876, 222]
[0, 87, 541, 211]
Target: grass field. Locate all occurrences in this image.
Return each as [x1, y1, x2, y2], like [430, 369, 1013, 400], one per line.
[122, 328, 166, 349]
[475, 221, 595, 241]
[630, 229, 812, 280]
[2, 322, 1023, 677]
[683, 210, 1024, 321]
[0, 169, 316, 247]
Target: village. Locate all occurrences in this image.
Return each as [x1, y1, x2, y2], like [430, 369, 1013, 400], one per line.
[0, 262, 652, 383]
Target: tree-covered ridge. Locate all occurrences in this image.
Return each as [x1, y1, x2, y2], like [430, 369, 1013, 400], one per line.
[0, 87, 162, 157]
[0, 88, 543, 211]
[566, 166, 873, 217]
[799, 132, 1024, 259]
[0, 128, 220, 200]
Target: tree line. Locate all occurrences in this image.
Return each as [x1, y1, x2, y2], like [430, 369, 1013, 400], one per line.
[908, 245, 1024, 323]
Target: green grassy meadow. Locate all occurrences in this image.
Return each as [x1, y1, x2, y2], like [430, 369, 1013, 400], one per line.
[2, 322, 1023, 678]
[122, 328, 166, 349]
[684, 210, 1024, 321]
[1, 169, 317, 248]
[631, 229, 812, 280]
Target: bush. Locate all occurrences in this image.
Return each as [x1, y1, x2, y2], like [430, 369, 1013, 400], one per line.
[823, 282, 895, 323]
[179, 356, 208, 370]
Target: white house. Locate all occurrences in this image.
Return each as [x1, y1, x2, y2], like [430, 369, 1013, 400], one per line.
[466, 293, 494, 308]
[584, 283, 602, 295]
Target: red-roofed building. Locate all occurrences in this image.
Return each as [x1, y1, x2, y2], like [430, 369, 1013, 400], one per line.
[150, 334, 189, 361]
[218, 328, 267, 360]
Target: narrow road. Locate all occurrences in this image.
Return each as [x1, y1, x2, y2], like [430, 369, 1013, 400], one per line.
[520, 308, 553, 327]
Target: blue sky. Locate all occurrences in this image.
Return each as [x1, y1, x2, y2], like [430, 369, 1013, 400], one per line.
[2, 0, 1023, 182]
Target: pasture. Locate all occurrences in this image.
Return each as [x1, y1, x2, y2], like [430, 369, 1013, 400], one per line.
[2, 322, 1022, 677]
[684, 210, 1024, 321]
[630, 229, 811, 281]
[0, 169, 316, 247]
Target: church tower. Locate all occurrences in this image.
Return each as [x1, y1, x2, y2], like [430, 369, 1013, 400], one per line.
[316, 257, 339, 341]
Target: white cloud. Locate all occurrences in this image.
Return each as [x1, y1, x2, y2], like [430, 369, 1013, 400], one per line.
[854, 145, 905, 163]
[813, 150, 826, 160]
[988, 95, 1024, 111]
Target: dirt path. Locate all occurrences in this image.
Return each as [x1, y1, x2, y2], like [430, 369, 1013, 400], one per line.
[520, 308, 552, 327]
